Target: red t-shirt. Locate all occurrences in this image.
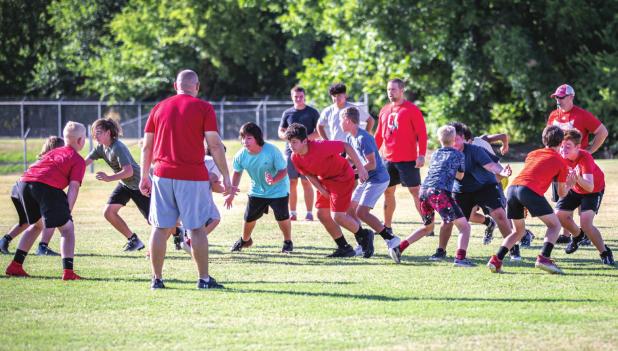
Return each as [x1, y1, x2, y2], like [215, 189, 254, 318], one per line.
[20, 146, 86, 189]
[512, 148, 568, 196]
[547, 105, 601, 149]
[375, 100, 427, 162]
[564, 150, 604, 194]
[290, 140, 354, 187]
[145, 94, 218, 181]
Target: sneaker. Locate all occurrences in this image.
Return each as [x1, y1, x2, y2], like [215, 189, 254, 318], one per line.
[388, 246, 401, 264]
[580, 233, 592, 246]
[290, 213, 297, 221]
[281, 240, 293, 253]
[487, 255, 502, 273]
[385, 236, 401, 250]
[565, 235, 583, 254]
[5, 261, 29, 277]
[426, 231, 435, 237]
[180, 236, 192, 254]
[453, 258, 476, 267]
[353, 245, 364, 256]
[151, 278, 165, 289]
[123, 236, 145, 252]
[230, 237, 253, 252]
[509, 244, 522, 261]
[326, 245, 355, 258]
[62, 269, 81, 280]
[601, 246, 615, 266]
[36, 244, 60, 256]
[535, 255, 563, 274]
[0, 236, 10, 254]
[197, 276, 224, 289]
[305, 213, 314, 221]
[556, 234, 570, 244]
[173, 231, 183, 250]
[520, 229, 534, 248]
[428, 248, 447, 261]
[358, 229, 375, 259]
[483, 217, 496, 245]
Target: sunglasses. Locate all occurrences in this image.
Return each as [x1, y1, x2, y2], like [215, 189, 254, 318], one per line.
[555, 95, 571, 100]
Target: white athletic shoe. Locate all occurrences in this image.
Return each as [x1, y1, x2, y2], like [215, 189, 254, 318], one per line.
[386, 236, 401, 249]
[354, 245, 364, 257]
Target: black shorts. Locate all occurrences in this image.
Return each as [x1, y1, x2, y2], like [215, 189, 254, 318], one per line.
[556, 189, 604, 214]
[454, 183, 505, 219]
[11, 183, 28, 225]
[286, 156, 306, 180]
[108, 183, 150, 220]
[244, 195, 290, 222]
[385, 161, 421, 187]
[16, 181, 72, 228]
[506, 185, 553, 219]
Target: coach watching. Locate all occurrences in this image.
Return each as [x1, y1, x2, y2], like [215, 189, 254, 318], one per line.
[140, 69, 231, 290]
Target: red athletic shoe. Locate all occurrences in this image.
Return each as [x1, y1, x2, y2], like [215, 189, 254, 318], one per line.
[487, 255, 502, 273]
[62, 269, 81, 280]
[290, 213, 297, 221]
[5, 261, 29, 277]
[535, 255, 563, 274]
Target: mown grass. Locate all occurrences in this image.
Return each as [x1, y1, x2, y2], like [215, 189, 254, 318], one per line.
[0, 143, 617, 350]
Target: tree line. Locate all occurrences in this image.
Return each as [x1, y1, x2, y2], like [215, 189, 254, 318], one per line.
[1, 0, 616, 150]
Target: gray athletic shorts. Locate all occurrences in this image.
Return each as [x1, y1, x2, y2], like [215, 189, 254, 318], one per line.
[351, 179, 390, 208]
[150, 176, 213, 230]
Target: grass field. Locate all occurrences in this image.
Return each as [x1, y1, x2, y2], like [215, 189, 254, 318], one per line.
[0, 141, 617, 350]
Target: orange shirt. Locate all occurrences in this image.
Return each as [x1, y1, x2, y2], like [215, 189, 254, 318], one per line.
[512, 148, 568, 196]
[564, 150, 605, 194]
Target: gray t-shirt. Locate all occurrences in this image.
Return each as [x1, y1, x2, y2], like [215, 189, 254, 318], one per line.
[346, 129, 389, 184]
[87, 140, 141, 190]
[319, 102, 371, 141]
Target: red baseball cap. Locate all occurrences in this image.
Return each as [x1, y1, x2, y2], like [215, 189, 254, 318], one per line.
[550, 84, 575, 98]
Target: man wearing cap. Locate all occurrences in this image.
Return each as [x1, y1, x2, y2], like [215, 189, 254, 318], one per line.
[547, 84, 608, 154]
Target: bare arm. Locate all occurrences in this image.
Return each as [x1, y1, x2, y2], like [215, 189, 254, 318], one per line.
[455, 171, 465, 180]
[85, 159, 93, 167]
[223, 171, 242, 209]
[365, 117, 375, 134]
[265, 169, 288, 185]
[205, 131, 231, 194]
[96, 164, 133, 182]
[363, 152, 377, 172]
[482, 133, 509, 154]
[482, 162, 512, 178]
[139, 132, 154, 196]
[343, 142, 368, 182]
[576, 173, 594, 193]
[278, 127, 287, 140]
[588, 124, 608, 154]
[317, 124, 329, 140]
[66, 181, 81, 211]
[305, 174, 329, 197]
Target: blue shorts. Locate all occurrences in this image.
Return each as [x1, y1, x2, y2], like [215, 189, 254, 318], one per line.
[352, 180, 390, 208]
[286, 155, 306, 180]
[150, 176, 213, 230]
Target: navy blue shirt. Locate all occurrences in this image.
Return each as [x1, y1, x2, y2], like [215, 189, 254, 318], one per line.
[279, 106, 320, 155]
[422, 147, 465, 191]
[453, 143, 499, 193]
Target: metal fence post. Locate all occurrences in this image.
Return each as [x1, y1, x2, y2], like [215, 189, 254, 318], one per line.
[57, 99, 62, 137]
[262, 96, 269, 139]
[20, 98, 26, 171]
[87, 124, 94, 174]
[219, 97, 225, 138]
[97, 102, 102, 119]
[137, 102, 142, 139]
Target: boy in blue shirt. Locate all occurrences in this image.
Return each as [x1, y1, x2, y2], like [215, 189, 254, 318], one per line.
[224, 122, 293, 253]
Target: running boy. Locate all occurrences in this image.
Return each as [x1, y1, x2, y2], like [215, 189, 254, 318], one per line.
[556, 129, 613, 265]
[340, 107, 400, 254]
[487, 125, 575, 274]
[224, 122, 293, 253]
[285, 123, 373, 258]
[389, 125, 473, 267]
[86, 118, 147, 252]
[5, 121, 87, 280]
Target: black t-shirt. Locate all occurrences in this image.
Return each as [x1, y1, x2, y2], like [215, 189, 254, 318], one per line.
[279, 105, 320, 154]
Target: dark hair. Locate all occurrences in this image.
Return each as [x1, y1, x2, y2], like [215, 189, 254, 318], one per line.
[388, 78, 405, 89]
[563, 129, 582, 145]
[447, 121, 470, 139]
[38, 136, 65, 159]
[239, 122, 264, 146]
[291, 85, 305, 94]
[92, 118, 122, 140]
[542, 125, 564, 147]
[329, 83, 347, 96]
[342, 107, 360, 124]
[285, 123, 308, 141]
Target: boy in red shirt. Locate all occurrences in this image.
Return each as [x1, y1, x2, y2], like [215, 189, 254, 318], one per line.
[487, 126, 575, 274]
[5, 121, 87, 280]
[285, 123, 374, 257]
[556, 129, 613, 265]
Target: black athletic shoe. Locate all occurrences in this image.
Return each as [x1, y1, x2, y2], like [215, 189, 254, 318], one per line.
[601, 246, 615, 266]
[123, 236, 145, 252]
[282, 240, 293, 253]
[355, 229, 375, 259]
[0, 236, 10, 254]
[151, 278, 165, 290]
[197, 276, 224, 289]
[483, 217, 496, 245]
[426, 231, 435, 237]
[520, 229, 535, 248]
[36, 244, 60, 256]
[173, 229, 183, 250]
[556, 234, 570, 244]
[580, 233, 592, 246]
[565, 234, 583, 254]
[326, 245, 355, 258]
[230, 237, 253, 252]
[428, 248, 447, 261]
[509, 244, 522, 261]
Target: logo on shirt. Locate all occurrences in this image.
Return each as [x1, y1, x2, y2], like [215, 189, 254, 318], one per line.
[387, 111, 399, 135]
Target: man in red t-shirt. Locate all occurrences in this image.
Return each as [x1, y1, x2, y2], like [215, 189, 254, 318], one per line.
[140, 69, 231, 290]
[487, 126, 576, 274]
[5, 121, 87, 281]
[374, 78, 429, 235]
[285, 123, 375, 258]
[556, 129, 613, 265]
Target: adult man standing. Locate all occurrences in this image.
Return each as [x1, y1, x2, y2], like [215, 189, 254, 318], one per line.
[140, 69, 231, 290]
[317, 82, 374, 141]
[278, 86, 320, 221]
[374, 79, 428, 234]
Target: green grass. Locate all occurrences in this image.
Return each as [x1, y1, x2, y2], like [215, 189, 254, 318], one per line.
[0, 145, 617, 350]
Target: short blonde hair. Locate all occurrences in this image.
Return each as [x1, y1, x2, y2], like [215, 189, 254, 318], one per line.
[63, 121, 87, 141]
[437, 125, 456, 146]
